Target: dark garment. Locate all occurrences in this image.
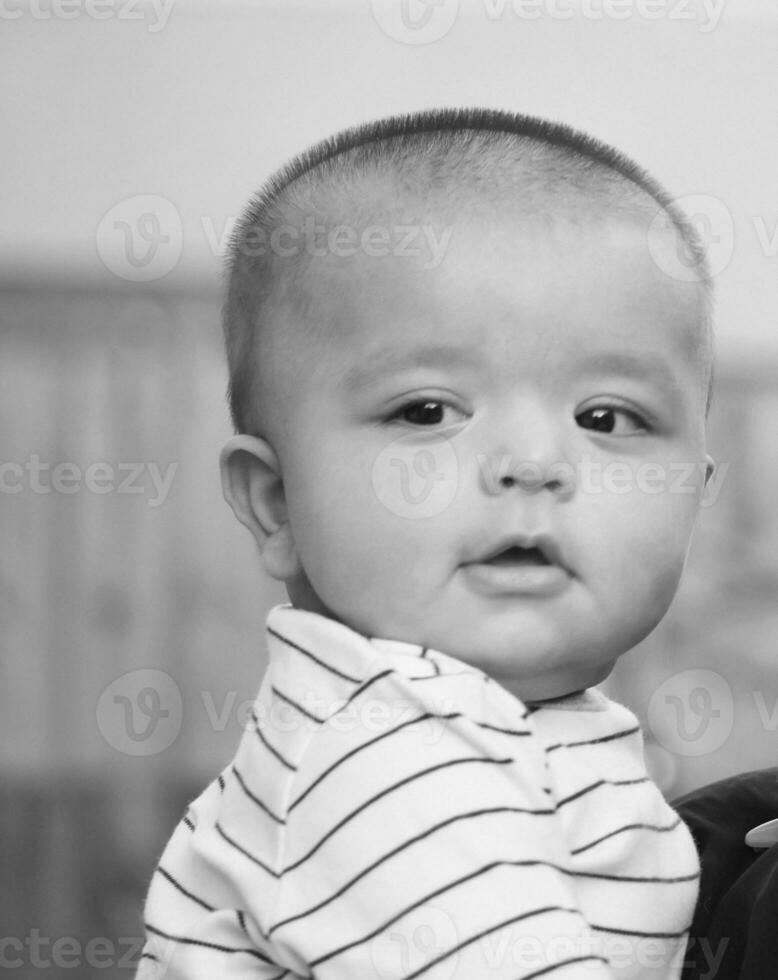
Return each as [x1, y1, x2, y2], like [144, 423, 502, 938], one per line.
[672, 768, 778, 980]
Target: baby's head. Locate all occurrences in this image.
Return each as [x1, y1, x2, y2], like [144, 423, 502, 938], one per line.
[220, 109, 715, 701]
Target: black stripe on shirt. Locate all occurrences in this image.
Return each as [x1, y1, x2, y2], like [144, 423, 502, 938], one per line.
[144, 923, 274, 963]
[253, 713, 297, 771]
[234, 908, 276, 949]
[231, 764, 285, 824]
[157, 866, 216, 912]
[182, 814, 195, 831]
[215, 821, 280, 877]
[271, 685, 324, 724]
[570, 816, 682, 856]
[475, 720, 533, 736]
[556, 776, 649, 807]
[545, 724, 641, 753]
[339, 668, 395, 710]
[267, 625, 362, 683]
[519, 955, 612, 979]
[410, 668, 477, 682]
[270, 808, 557, 935]
[591, 922, 692, 939]
[282, 755, 514, 874]
[565, 868, 700, 885]
[287, 711, 462, 813]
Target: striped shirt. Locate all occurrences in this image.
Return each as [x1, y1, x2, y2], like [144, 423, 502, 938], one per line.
[136, 604, 700, 980]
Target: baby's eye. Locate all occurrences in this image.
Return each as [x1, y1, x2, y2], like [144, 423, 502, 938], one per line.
[575, 405, 648, 436]
[391, 400, 461, 427]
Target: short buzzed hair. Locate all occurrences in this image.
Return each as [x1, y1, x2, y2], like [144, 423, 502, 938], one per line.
[223, 107, 713, 435]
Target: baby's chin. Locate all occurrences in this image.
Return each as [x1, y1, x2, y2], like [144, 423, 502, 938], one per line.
[287, 574, 623, 700]
[420, 620, 622, 696]
[492, 658, 617, 703]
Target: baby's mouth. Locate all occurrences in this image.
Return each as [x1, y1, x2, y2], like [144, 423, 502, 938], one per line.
[485, 546, 551, 567]
[476, 533, 565, 569]
[463, 535, 571, 596]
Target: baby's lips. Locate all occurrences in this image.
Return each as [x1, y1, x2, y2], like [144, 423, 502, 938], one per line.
[474, 531, 568, 571]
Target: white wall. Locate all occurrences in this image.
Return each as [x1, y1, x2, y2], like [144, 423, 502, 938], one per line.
[2, 0, 777, 365]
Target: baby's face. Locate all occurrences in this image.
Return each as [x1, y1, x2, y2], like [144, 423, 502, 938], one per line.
[259, 210, 711, 700]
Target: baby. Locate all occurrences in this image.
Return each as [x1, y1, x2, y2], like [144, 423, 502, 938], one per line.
[137, 109, 716, 979]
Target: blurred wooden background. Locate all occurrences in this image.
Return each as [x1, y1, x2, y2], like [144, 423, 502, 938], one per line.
[2, 283, 777, 977]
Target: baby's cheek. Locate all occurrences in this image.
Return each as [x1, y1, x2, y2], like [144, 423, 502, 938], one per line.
[291, 485, 398, 593]
[614, 475, 700, 543]
[625, 495, 695, 607]
[585, 487, 695, 600]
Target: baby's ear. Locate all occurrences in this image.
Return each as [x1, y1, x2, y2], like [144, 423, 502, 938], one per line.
[219, 435, 301, 582]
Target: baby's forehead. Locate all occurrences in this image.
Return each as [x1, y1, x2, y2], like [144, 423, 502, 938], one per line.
[280, 187, 691, 321]
[270, 172, 654, 307]
[269, 205, 707, 376]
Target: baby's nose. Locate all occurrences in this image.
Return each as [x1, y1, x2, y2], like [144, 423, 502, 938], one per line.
[478, 407, 576, 497]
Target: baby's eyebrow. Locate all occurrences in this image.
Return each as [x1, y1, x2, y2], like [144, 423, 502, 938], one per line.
[580, 352, 681, 392]
[342, 343, 478, 390]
